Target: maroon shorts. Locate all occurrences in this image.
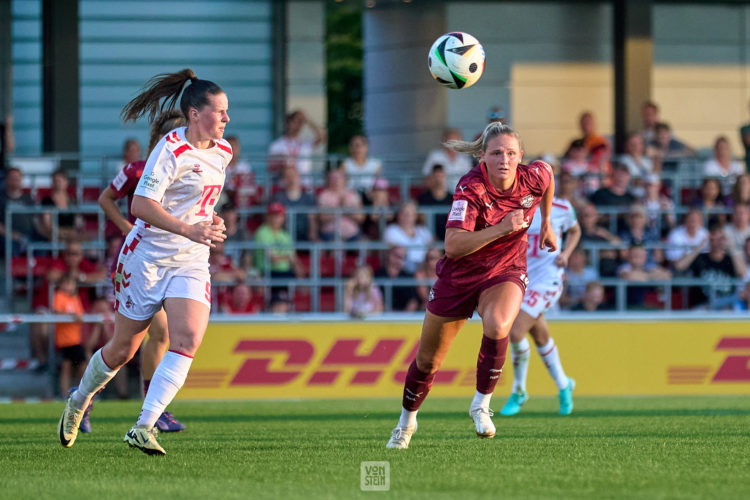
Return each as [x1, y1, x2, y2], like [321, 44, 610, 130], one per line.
[426, 271, 528, 319]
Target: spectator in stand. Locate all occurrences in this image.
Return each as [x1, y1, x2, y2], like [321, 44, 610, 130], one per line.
[666, 209, 709, 265]
[619, 132, 659, 199]
[383, 200, 434, 274]
[639, 101, 660, 144]
[646, 122, 695, 171]
[589, 164, 636, 207]
[46, 239, 108, 309]
[417, 164, 452, 241]
[209, 240, 246, 285]
[641, 174, 675, 237]
[617, 244, 672, 309]
[561, 139, 605, 195]
[53, 274, 87, 396]
[743, 236, 750, 281]
[267, 109, 326, 186]
[414, 247, 442, 309]
[674, 222, 746, 309]
[0, 166, 36, 256]
[556, 170, 586, 209]
[254, 202, 303, 281]
[578, 202, 621, 277]
[571, 281, 607, 311]
[619, 203, 661, 263]
[422, 128, 473, 191]
[561, 247, 599, 308]
[342, 135, 382, 197]
[731, 280, 750, 311]
[316, 168, 363, 242]
[724, 203, 750, 255]
[36, 169, 84, 242]
[692, 177, 727, 226]
[343, 265, 383, 319]
[578, 111, 611, 176]
[731, 173, 750, 206]
[219, 283, 263, 314]
[117, 138, 142, 170]
[272, 164, 317, 242]
[361, 177, 392, 241]
[224, 135, 258, 209]
[703, 136, 745, 195]
[374, 245, 419, 312]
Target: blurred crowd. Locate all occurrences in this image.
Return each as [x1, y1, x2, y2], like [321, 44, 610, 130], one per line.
[4, 102, 750, 377]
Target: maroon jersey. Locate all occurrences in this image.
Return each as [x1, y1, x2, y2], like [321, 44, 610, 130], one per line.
[436, 160, 552, 288]
[109, 160, 146, 223]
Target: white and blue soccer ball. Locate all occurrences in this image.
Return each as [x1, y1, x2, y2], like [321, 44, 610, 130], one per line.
[427, 32, 485, 90]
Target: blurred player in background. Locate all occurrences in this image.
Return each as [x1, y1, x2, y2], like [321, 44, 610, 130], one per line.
[500, 194, 580, 417]
[387, 122, 556, 449]
[79, 109, 189, 434]
[59, 68, 231, 455]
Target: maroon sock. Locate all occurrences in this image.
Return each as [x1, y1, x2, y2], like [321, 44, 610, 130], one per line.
[476, 335, 509, 394]
[143, 379, 150, 397]
[402, 360, 435, 411]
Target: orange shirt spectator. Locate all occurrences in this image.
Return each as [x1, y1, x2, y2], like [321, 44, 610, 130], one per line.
[53, 278, 84, 349]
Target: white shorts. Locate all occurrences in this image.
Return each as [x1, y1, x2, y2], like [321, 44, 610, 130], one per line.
[114, 240, 211, 321]
[519, 277, 563, 319]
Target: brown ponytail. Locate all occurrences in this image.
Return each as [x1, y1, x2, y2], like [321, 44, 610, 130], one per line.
[121, 68, 223, 125]
[148, 110, 187, 152]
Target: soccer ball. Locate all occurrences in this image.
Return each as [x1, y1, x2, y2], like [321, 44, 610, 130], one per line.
[427, 32, 485, 90]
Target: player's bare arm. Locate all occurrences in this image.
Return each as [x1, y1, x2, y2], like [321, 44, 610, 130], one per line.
[538, 176, 557, 252]
[444, 209, 529, 258]
[131, 195, 226, 248]
[554, 223, 581, 267]
[98, 186, 134, 234]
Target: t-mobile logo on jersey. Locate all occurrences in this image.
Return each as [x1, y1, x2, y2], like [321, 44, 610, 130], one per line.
[195, 185, 222, 216]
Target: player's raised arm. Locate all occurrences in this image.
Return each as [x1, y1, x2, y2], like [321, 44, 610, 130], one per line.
[538, 173, 557, 252]
[444, 211, 529, 258]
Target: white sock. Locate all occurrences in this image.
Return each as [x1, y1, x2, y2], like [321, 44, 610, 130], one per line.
[398, 407, 418, 428]
[470, 390, 492, 410]
[136, 351, 193, 428]
[71, 349, 118, 410]
[510, 338, 531, 394]
[537, 338, 568, 390]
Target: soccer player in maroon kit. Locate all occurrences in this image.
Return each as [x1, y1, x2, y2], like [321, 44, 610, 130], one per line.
[86, 110, 188, 433]
[387, 122, 557, 449]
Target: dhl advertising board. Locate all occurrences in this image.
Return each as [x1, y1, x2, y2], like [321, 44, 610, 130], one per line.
[178, 321, 750, 400]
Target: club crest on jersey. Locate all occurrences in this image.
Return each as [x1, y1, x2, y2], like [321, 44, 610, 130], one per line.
[192, 164, 203, 173]
[521, 194, 534, 208]
[428, 288, 435, 302]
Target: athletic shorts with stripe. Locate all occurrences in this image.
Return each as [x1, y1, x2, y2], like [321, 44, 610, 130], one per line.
[426, 269, 529, 319]
[113, 235, 211, 321]
[519, 275, 563, 319]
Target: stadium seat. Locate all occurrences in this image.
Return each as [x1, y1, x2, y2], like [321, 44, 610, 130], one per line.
[319, 288, 336, 312]
[342, 254, 359, 277]
[293, 289, 311, 312]
[319, 254, 336, 277]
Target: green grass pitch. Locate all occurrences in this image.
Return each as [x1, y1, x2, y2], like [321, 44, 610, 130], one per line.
[2, 395, 749, 499]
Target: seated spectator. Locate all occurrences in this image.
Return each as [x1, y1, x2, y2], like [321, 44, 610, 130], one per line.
[219, 283, 263, 314]
[220, 203, 249, 244]
[361, 178, 393, 241]
[619, 204, 661, 263]
[316, 168, 363, 242]
[0, 166, 36, 256]
[52, 274, 87, 397]
[724, 203, 750, 255]
[209, 241, 246, 285]
[342, 135, 382, 196]
[267, 109, 326, 185]
[272, 164, 317, 242]
[731, 173, 750, 206]
[224, 135, 259, 209]
[415, 247, 442, 308]
[666, 209, 709, 264]
[646, 122, 695, 171]
[36, 169, 84, 242]
[619, 132, 659, 199]
[422, 128, 473, 191]
[562, 248, 599, 308]
[571, 281, 607, 311]
[375, 246, 419, 312]
[561, 139, 604, 195]
[674, 222, 746, 308]
[578, 202, 621, 276]
[589, 164, 636, 208]
[731, 281, 750, 311]
[417, 164, 452, 241]
[617, 244, 672, 308]
[703, 136, 745, 194]
[692, 177, 727, 226]
[578, 111, 610, 157]
[254, 202, 303, 280]
[641, 174, 675, 237]
[268, 289, 293, 314]
[639, 101, 660, 145]
[383, 200, 434, 273]
[343, 265, 383, 318]
[45, 239, 108, 310]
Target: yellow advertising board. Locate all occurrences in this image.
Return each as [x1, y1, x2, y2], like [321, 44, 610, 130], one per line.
[178, 321, 750, 400]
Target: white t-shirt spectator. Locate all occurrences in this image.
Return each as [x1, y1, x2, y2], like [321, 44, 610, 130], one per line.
[422, 149, 473, 191]
[666, 225, 709, 262]
[342, 157, 382, 193]
[383, 224, 433, 273]
[619, 154, 655, 178]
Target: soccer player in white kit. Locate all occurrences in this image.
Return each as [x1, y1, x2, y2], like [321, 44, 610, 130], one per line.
[58, 69, 232, 455]
[500, 196, 581, 416]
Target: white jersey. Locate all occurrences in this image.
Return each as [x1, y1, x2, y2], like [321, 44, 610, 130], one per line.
[130, 127, 232, 267]
[525, 197, 578, 283]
